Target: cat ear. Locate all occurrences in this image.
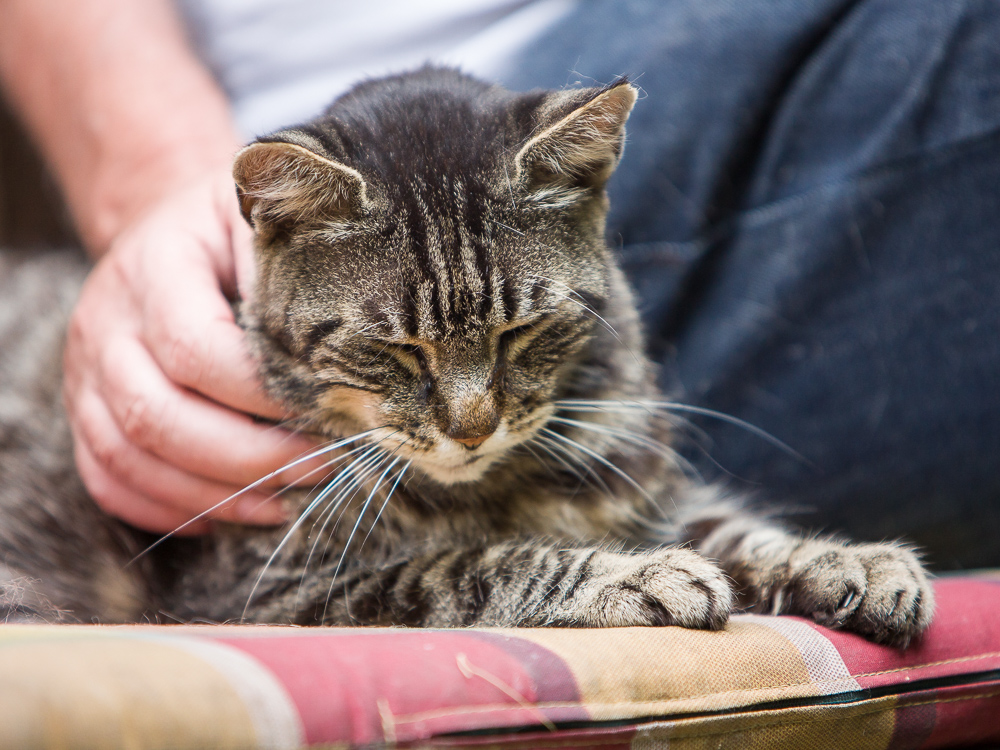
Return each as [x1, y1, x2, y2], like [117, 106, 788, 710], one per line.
[514, 80, 638, 197]
[232, 141, 369, 229]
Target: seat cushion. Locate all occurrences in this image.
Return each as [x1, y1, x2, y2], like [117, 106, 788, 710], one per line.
[1, 575, 998, 748]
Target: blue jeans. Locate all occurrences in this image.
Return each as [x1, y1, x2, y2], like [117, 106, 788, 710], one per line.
[502, 0, 1000, 568]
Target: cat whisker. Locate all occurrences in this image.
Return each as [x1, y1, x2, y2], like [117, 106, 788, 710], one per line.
[490, 219, 524, 236]
[552, 399, 716, 475]
[529, 273, 638, 356]
[501, 158, 517, 210]
[555, 399, 809, 465]
[534, 434, 614, 497]
[322, 454, 405, 620]
[261, 447, 386, 614]
[300, 444, 391, 574]
[296, 430, 407, 595]
[235, 439, 383, 522]
[294, 448, 395, 612]
[311, 449, 395, 551]
[297, 434, 406, 570]
[529, 435, 588, 485]
[364, 339, 397, 367]
[548, 415, 679, 464]
[256, 408, 324, 437]
[546, 416, 678, 522]
[518, 442, 564, 482]
[541, 427, 655, 504]
[127, 428, 383, 565]
[360, 459, 412, 551]
[241, 432, 401, 620]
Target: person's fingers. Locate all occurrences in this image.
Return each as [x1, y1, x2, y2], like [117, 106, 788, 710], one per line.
[96, 331, 321, 489]
[72, 387, 289, 529]
[134, 214, 288, 422]
[73, 434, 212, 535]
[62, 171, 337, 534]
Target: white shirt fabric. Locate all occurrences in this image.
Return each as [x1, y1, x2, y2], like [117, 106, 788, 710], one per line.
[176, 0, 577, 137]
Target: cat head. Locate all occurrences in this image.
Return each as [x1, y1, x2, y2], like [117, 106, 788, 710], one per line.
[233, 68, 637, 485]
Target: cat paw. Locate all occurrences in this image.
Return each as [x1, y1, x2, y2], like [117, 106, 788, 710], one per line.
[555, 548, 733, 629]
[777, 540, 934, 646]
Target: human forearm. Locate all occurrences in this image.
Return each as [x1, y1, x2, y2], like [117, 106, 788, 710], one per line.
[0, 0, 315, 533]
[0, 0, 241, 254]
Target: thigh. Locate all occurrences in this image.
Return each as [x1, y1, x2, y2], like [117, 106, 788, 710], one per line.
[501, 0, 1000, 567]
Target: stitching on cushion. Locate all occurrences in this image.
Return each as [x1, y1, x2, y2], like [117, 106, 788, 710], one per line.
[852, 650, 1000, 679]
[389, 651, 1000, 725]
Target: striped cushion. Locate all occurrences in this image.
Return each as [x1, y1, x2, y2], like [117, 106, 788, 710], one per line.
[2, 575, 998, 748]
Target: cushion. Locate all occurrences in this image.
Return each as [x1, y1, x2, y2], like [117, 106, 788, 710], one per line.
[1, 575, 998, 748]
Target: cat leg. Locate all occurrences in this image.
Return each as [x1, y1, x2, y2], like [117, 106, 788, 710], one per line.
[680, 497, 934, 645]
[326, 540, 733, 629]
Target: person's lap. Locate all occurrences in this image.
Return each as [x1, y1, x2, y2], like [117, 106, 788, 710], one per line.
[503, 0, 1000, 567]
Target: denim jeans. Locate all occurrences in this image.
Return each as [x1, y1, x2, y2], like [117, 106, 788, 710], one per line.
[502, 0, 1000, 568]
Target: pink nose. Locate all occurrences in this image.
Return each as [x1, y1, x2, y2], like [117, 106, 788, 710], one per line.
[452, 433, 492, 449]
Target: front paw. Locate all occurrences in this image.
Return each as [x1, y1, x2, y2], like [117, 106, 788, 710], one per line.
[775, 540, 934, 646]
[554, 548, 733, 629]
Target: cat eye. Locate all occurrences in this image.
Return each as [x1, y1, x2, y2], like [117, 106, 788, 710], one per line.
[390, 342, 430, 374]
[498, 318, 545, 356]
[502, 323, 535, 341]
[305, 319, 343, 351]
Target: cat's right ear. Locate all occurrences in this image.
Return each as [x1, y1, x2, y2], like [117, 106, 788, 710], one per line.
[232, 141, 369, 230]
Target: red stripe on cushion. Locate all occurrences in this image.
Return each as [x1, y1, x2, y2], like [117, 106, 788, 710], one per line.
[213, 630, 586, 746]
[802, 579, 1000, 689]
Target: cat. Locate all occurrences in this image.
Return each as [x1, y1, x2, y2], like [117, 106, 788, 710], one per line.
[0, 67, 931, 644]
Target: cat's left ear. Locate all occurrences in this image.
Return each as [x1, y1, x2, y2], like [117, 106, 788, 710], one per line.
[514, 80, 638, 194]
[233, 140, 369, 230]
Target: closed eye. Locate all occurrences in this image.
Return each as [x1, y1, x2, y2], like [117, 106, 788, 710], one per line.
[499, 318, 546, 356]
[502, 323, 535, 341]
[305, 318, 343, 352]
[390, 342, 430, 375]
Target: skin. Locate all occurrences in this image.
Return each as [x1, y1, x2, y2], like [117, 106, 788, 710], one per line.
[0, 0, 322, 532]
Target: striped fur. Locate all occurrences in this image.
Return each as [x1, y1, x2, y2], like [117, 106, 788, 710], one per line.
[0, 69, 931, 645]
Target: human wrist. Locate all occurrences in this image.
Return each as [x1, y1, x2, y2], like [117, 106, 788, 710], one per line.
[78, 122, 242, 255]
[0, 0, 243, 256]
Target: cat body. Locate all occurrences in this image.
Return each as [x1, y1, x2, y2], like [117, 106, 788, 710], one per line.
[0, 69, 931, 643]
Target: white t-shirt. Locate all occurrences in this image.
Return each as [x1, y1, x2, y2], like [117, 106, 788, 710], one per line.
[176, 0, 576, 137]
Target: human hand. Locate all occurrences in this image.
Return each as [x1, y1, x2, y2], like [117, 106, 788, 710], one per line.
[64, 170, 322, 534]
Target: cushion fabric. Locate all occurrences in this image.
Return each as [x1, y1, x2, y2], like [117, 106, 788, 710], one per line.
[1, 575, 998, 748]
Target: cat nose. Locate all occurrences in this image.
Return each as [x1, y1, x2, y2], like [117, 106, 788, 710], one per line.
[446, 418, 498, 449]
[452, 433, 493, 449]
[444, 397, 500, 450]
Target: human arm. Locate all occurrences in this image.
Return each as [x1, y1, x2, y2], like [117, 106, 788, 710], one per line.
[0, 0, 320, 532]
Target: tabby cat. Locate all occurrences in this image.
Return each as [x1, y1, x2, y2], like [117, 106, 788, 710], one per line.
[0, 68, 931, 644]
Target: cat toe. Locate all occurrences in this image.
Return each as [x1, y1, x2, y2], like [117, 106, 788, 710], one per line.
[782, 541, 869, 628]
[562, 548, 733, 629]
[844, 544, 934, 646]
[781, 540, 933, 645]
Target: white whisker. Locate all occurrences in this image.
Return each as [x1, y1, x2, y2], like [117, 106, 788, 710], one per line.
[490, 219, 524, 236]
[535, 434, 613, 496]
[528, 273, 641, 362]
[548, 415, 678, 463]
[129, 428, 382, 565]
[300, 445, 389, 579]
[556, 399, 808, 464]
[322, 455, 404, 620]
[361, 459, 412, 551]
[241, 432, 399, 620]
[541, 427, 655, 503]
